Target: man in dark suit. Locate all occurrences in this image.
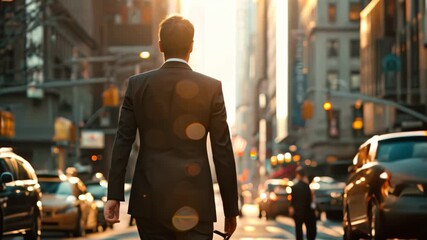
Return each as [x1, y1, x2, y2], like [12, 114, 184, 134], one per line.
[289, 166, 317, 240]
[104, 15, 239, 240]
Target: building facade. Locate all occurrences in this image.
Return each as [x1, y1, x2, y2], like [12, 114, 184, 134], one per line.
[360, 0, 427, 135]
[297, 0, 369, 170]
[0, 0, 168, 179]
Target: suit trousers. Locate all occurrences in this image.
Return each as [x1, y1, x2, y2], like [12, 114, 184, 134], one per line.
[293, 211, 317, 240]
[135, 217, 214, 240]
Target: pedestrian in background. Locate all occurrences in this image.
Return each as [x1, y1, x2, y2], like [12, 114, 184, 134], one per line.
[104, 15, 239, 240]
[289, 166, 317, 240]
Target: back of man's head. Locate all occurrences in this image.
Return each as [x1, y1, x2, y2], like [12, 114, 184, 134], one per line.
[159, 15, 194, 58]
[295, 166, 306, 178]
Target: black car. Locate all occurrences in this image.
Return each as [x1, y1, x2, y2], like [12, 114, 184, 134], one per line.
[343, 131, 427, 240]
[85, 179, 111, 231]
[310, 176, 345, 220]
[0, 147, 42, 240]
[256, 178, 293, 219]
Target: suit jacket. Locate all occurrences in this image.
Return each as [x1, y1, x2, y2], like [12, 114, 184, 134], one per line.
[107, 61, 239, 227]
[291, 180, 314, 217]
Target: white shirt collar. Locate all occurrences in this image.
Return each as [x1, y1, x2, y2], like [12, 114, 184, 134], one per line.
[165, 58, 188, 64]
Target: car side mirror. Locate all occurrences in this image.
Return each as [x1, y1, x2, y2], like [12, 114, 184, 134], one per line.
[0, 172, 14, 186]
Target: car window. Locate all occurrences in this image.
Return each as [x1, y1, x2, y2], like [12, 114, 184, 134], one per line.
[376, 136, 427, 162]
[356, 145, 370, 167]
[86, 184, 107, 199]
[16, 160, 31, 180]
[0, 158, 11, 174]
[39, 181, 72, 195]
[4, 157, 18, 180]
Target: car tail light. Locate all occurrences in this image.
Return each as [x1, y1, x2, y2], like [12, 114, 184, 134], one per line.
[287, 195, 292, 201]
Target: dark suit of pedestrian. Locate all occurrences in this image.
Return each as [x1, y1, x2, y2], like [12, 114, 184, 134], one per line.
[107, 60, 239, 238]
[291, 180, 317, 240]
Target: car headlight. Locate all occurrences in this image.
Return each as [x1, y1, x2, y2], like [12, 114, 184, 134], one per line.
[330, 191, 342, 199]
[95, 200, 105, 208]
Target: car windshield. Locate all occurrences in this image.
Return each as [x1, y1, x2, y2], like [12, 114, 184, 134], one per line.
[86, 184, 106, 199]
[39, 181, 72, 195]
[377, 136, 427, 162]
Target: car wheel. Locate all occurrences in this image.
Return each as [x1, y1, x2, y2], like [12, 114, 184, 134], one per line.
[73, 210, 86, 237]
[370, 203, 385, 240]
[24, 208, 41, 240]
[343, 207, 357, 240]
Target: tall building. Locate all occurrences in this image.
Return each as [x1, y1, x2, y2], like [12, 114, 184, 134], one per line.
[297, 0, 369, 170]
[0, 0, 168, 177]
[234, 0, 258, 183]
[360, 0, 427, 134]
[0, 0, 102, 171]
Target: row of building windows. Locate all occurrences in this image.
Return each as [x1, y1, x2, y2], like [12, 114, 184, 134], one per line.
[327, 0, 365, 23]
[326, 70, 360, 92]
[327, 39, 360, 58]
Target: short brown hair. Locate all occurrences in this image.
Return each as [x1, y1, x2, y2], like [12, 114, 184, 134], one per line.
[159, 15, 194, 57]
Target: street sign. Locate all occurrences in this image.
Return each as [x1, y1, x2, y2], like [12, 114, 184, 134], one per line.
[382, 54, 401, 72]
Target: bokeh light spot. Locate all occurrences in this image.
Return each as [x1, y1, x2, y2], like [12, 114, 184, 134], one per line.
[172, 206, 199, 231]
[176, 80, 199, 99]
[185, 122, 206, 140]
[186, 163, 201, 177]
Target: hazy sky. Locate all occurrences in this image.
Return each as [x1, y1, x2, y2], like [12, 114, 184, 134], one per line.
[180, 0, 237, 126]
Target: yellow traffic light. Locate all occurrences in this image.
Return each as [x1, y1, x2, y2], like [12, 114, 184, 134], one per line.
[352, 117, 363, 130]
[103, 85, 119, 107]
[301, 100, 314, 120]
[323, 101, 332, 111]
[0, 111, 15, 138]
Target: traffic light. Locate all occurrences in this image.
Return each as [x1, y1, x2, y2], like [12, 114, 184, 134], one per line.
[352, 102, 364, 136]
[102, 84, 119, 107]
[0, 111, 15, 138]
[250, 147, 257, 160]
[323, 100, 332, 111]
[301, 100, 314, 120]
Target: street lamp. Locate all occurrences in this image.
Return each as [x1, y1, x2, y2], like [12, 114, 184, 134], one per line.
[139, 51, 151, 59]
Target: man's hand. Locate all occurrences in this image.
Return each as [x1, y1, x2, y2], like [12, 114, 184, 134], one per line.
[104, 200, 121, 224]
[224, 216, 237, 238]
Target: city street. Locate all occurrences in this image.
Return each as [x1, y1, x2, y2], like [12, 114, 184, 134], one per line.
[5, 191, 343, 240]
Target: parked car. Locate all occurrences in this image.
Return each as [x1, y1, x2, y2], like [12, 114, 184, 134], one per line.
[38, 173, 98, 237]
[310, 176, 345, 220]
[256, 178, 293, 219]
[84, 178, 111, 231]
[0, 147, 42, 240]
[343, 131, 427, 240]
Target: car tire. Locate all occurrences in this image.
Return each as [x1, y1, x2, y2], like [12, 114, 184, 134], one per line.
[24, 208, 41, 240]
[370, 203, 385, 240]
[343, 207, 357, 240]
[73, 210, 86, 237]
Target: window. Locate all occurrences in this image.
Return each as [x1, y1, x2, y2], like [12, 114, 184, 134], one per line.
[328, 3, 337, 23]
[349, 1, 363, 21]
[350, 71, 360, 91]
[327, 71, 339, 90]
[327, 40, 339, 57]
[350, 39, 360, 58]
[16, 161, 30, 180]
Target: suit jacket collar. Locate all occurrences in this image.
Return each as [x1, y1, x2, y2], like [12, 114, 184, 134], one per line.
[160, 61, 192, 71]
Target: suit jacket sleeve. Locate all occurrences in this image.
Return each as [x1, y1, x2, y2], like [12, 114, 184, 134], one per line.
[107, 79, 137, 201]
[209, 81, 239, 217]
